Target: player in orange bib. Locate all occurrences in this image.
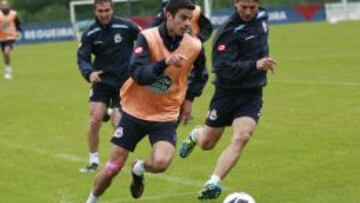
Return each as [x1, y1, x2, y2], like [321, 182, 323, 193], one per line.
[85, 0, 208, 202]
[0, 0, 21, 80]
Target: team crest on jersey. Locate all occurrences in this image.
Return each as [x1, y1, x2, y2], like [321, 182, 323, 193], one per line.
[113, 127, 124, 138]
[114, 33, 122, 43]
[208, 109, 218, 121]
[262, 21, 268, 33]
[147, 75, 173, 94]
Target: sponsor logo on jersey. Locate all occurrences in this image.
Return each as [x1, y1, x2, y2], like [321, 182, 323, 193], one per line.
[147, 75, 173, 94]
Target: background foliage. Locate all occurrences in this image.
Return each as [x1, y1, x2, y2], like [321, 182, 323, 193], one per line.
[8, 0, 341, 24]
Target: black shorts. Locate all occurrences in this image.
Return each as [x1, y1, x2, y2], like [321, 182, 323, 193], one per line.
[205, 88, 263, 127]
[111, 112, 178, 152]
[0, 40, 15, 52]
[89, 83, 120, 108]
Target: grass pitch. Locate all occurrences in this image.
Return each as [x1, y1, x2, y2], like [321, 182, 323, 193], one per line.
[0, 21, 359, 203]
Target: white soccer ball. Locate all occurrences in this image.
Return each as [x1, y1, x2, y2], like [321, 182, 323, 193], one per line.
[223, 192, 256, 203]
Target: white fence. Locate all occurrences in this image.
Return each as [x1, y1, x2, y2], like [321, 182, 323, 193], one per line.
[325, 2, 360, 23]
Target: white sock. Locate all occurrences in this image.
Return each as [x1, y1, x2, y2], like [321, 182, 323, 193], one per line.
[86, 191, 98, 203]
[89, 152, 99, 164]
[190, 127, 201, 142]
[132, 160, 145, 176]
[5, 66, 12, 74]
[205, 174, 221, 186]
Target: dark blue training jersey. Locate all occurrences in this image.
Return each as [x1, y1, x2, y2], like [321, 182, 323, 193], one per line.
[77, 16, 141, 88]
[212, 8, 270, 90]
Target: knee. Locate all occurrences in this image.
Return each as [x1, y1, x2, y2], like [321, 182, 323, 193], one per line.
[89, 115, 102, 128]
[232, 131, 252, 149]
[103, 161, 124, 178]
[151, 158, 171, 173]
[199, 140, 216, 151]
[3, 49, 10, 55]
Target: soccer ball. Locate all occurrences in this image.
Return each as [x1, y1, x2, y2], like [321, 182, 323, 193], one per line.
[223, 192, 256, 203]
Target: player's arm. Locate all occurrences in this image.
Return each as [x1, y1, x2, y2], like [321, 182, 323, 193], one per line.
[14, 16, 22, 32]
[77, 32, 94, 82]
[197, 14, 213, 42]
[128, 34, 168, 85]
[185, 46, 208, 102]
[179, 46, 208, 125]
[212, 33, 258, 82]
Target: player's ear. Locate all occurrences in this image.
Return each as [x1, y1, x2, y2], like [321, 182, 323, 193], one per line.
[165, 11, 174, 21]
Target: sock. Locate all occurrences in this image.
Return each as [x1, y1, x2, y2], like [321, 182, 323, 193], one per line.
[205, 174, 221, 186]
[89, 152, 99, 164]
[190, 127, 201, 143]
[5, 65, 12, 74]
[86, 191, 98, 203]
[132, 160, 145, 176]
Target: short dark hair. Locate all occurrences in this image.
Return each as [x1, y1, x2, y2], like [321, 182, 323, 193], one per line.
[94, 0, 112, 6]
[165, 0, 195, 15]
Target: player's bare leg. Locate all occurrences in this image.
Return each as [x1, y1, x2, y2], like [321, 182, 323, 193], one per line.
[110, 107, 121, 129]
[81, 102, 107, 173]
[200, 117, 256, 199]
[86, 145, 129, 203]
[180, 126, 224, 158]
[130, 141, 175, 198]
[3, 46, 13, 80]
[212, 117, 256, 179]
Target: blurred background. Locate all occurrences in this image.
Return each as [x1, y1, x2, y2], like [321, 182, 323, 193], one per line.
[5, 0, 360, 44]
[8, 0, 359, 24]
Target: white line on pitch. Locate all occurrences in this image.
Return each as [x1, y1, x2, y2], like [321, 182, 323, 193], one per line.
[0, 139, 229, 190]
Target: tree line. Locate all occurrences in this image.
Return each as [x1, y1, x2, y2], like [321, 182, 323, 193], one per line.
[8, 0, 338, 24]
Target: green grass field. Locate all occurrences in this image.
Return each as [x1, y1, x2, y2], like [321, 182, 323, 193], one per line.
[0, 21, 359, 203]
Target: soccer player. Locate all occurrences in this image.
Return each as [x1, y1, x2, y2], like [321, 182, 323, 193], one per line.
[0, 0, 21, 80]
[85, 0, 208, 202]
[148, 0, 213, 42]
[179, 0, 277, 200]
[77, 0, 140, 172]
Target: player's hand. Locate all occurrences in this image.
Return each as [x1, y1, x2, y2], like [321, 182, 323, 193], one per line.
[256, 57, 277, 73]
[89, 70, 103, 83]
[165, 54, 188, 68]
[265, 57, 277, 73]
[179, 100, 193, 125]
